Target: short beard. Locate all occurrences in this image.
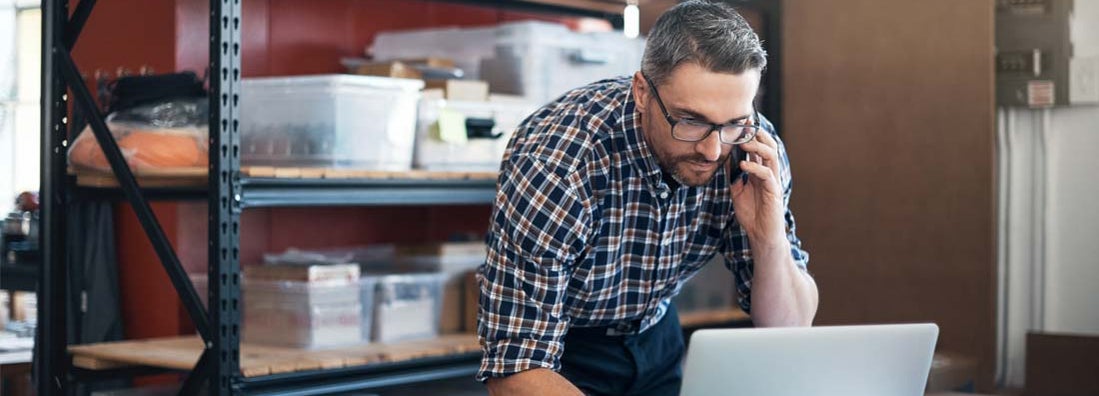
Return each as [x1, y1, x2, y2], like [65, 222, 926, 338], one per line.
[660, 152, 729, 187]
[639, 109, 728, 187]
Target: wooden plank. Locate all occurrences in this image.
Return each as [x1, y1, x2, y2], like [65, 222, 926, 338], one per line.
[69, 166, 207, 177]
[466, 171, 497, 181]
[321, 168, 361, 179]
[242, 166, 277, 178]
[299, 167, 326, 179]
[72, 355, 131, 370]
[69, 337, 202, 371]
[72, 169, 207, 188]
[322, 169, 391, 179]
[272, 167, 303, 178]
[72, 164, 497, 184]
[244, 344, 345, 373]
[68, 334, 481, 378]
[321, 334, 479, 365]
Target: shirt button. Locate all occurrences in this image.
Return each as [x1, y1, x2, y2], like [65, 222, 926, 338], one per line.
[658, 191, 669, 199]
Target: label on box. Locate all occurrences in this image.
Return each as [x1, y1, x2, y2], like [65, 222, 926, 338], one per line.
[1027, 80, 1055, 108]
[436, 108, 469, 144]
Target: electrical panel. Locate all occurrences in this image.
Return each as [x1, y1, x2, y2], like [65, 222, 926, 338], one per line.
[996, 0, 1099, 107]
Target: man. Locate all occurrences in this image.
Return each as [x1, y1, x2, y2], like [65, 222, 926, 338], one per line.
[477, 2, 818, 395]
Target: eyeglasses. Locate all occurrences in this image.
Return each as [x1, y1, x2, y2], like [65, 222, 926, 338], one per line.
[643, 73, 760, 145]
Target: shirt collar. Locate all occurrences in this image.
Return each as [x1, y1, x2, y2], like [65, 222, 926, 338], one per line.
[620, 82, 669, 191]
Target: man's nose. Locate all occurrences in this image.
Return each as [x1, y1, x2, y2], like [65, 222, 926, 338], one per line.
[695, 129, 723, 162]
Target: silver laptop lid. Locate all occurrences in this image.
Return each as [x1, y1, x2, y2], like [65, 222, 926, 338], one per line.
[680, 323, 939, 396]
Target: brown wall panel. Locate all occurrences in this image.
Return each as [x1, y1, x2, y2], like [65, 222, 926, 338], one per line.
[782, 0, 997, 390]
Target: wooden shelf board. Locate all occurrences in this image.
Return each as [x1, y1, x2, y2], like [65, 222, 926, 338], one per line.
[68, 334, 480, 378]
[70, 166, 497, 188]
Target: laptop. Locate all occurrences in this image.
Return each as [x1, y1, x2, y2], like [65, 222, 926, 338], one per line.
[680, 323, 939, 396]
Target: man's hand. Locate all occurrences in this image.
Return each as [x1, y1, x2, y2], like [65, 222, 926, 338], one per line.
[730, 129, 786, 245]
[728, 129, 819, 327]
[486, 368, 585, 396]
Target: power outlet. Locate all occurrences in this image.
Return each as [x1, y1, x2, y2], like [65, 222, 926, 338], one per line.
[1069, 56, 1099, 104]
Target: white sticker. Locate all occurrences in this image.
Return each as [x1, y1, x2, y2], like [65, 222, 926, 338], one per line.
[1027, 80, 1055, 108]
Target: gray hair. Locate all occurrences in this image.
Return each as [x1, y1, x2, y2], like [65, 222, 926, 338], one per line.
[641, 1, 767, 86]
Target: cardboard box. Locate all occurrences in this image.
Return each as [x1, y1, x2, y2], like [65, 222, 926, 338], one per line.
[424, 79, 489, 102]
[354, 61, 423, 79]
[463, 271, 479, 333]
[398, 241, 485, 333]
[401, 57, 456, 69]
[11, 291, 34, 322]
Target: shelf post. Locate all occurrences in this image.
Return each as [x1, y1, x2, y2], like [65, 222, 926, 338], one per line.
[37, 0, 70, 394]
[210, 0, 244, 394]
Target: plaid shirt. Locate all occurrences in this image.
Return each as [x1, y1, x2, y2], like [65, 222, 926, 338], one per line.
[477, 76, 809, 381]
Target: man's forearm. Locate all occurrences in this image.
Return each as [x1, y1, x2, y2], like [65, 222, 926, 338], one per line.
[748, 238, 819, 327]
[486, 368, 584, 396]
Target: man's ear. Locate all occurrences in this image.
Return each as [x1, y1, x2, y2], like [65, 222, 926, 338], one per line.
[631, 71, 648, 114]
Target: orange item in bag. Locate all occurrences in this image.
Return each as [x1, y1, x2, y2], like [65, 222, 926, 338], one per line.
[119, 130, 207, 170]
[68, 128, 112, 170]
[68, 125, 207, 171]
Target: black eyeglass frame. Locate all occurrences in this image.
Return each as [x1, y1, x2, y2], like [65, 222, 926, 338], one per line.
[642, 73, 761, 145]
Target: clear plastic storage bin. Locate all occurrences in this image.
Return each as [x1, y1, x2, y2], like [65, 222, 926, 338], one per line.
[189, 274, 363, 349]
[264, 245, 396, 269]
[371, 25, 498, 80]
[480, 23, 644, 104]
[362, 272, 445, 343]
[244, 280, 362, 349]
[244, 279, 360, 308]
[240, 75, 423, 170]
[372, 21, 644, 104]
[414, 97, 537, 171]
[244, 301, 362, 349]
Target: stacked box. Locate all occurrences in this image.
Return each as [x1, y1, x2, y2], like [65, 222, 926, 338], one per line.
[415, 94, 537, 171]
[243, 279, 362, 349]
[397, 242, 486, 333]
[363, 272, 446, 343]
[189, 264, 363, 349]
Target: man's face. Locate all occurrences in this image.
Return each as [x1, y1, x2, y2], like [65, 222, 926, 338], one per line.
[632, 63, 761, 187]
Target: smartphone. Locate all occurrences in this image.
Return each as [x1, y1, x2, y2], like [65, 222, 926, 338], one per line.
[728, 146, 749, 183]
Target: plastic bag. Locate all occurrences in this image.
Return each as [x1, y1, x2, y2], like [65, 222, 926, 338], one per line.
[68, 98, 209, 172]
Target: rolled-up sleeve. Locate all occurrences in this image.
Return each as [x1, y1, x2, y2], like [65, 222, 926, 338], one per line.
[477, 153, 590, 382]
[722, 120, 810, 314]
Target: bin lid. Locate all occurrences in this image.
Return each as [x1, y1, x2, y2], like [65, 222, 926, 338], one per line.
[242, 74, 425, 93]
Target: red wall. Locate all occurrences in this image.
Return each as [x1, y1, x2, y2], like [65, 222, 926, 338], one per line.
[70, 0, 187, 340]
[90, 0, 568, 342]
[176, 0, 569, 77]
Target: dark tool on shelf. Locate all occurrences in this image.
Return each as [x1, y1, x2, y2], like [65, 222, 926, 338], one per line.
[465, 117, 502, 139]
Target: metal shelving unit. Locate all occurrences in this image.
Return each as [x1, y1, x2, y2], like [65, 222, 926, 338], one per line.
[34, 1, 614, 395]
[239, 177, 498, 208]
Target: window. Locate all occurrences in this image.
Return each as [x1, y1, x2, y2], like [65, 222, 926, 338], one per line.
[0, 0, 41, 211]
